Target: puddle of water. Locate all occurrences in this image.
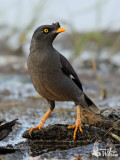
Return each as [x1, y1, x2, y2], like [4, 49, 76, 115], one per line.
[0, 74, 36, 100]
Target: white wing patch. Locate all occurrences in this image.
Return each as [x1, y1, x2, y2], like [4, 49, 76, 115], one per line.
[69, 74, 75, 79]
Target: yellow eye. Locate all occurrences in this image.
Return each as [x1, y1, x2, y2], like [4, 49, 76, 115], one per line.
[44, 29, 49, 33]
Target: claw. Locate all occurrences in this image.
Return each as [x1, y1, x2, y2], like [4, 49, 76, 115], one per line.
[29, 123, 43, 136]
[68, 122, 83, 140]
[68, 124, 76, 129]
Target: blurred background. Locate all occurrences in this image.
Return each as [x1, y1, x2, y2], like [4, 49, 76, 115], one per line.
[0, 0, 120, 159]
[1, 0, 120, 58]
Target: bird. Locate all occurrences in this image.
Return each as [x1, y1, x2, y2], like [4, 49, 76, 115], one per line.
[27, 22, 100, 140]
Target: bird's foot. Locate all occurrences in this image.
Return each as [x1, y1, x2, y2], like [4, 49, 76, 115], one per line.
[68, 120, 83, 140]
[29, 109, 52, 137]
[29, 122, 44, 137]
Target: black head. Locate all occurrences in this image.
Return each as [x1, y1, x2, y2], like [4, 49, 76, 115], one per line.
[32, 22, 66, 44]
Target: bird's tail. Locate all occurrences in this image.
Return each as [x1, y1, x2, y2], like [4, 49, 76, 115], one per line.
[79, 93, 100, 114]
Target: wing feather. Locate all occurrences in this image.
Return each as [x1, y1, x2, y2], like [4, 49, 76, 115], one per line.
[60, 54, 83, 91]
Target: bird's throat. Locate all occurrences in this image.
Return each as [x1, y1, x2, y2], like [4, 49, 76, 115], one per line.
[30, 38, 54, 53]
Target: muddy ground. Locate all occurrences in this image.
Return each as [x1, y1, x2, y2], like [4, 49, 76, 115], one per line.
[0, 55, 120, 160]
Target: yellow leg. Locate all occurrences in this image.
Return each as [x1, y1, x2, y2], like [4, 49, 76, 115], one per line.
[29, 109, 52, 135]
[68, 105, 83, 140]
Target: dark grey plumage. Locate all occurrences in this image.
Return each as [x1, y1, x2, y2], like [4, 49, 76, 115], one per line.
[27, 22, 100, 114]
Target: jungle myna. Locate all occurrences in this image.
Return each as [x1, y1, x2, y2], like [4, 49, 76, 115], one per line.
[27, 22, 100, 140]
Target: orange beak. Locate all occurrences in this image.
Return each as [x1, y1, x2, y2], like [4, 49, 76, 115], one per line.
[56, 27, 66, 33]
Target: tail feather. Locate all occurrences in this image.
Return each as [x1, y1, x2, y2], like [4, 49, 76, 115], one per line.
[80, 93, 100, 114]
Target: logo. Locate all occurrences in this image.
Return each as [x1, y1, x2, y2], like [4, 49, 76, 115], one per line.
[92, 141, 118, 157]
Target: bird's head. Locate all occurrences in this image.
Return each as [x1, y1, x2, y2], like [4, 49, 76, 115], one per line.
[32, 22, 66, 45]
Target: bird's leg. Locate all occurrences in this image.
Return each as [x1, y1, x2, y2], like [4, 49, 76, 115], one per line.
[29, 109, 52, 135]
[68, 105, 83, 140]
